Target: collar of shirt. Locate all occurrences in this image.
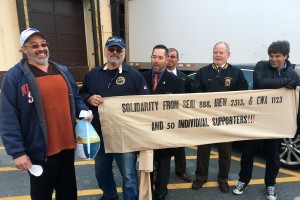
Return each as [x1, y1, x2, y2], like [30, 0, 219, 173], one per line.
[167, 68, 177, 76]
[103, 64, 123, 74]
[278, 61, 287, 72]
[215, 63, 226, 69]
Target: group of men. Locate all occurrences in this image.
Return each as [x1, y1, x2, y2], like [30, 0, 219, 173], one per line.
[0, 28, 299, 200]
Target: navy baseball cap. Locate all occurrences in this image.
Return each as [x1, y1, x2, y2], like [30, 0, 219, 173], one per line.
[105, 36, 125, 48]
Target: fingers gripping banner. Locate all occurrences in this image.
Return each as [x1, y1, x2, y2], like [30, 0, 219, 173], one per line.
[98, 88, 299, 200]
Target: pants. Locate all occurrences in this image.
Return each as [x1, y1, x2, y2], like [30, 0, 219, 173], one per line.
[29, 149, 77, 200]
[174, 147, 187, 174]
[95, 142, 138, 200]
[153, 156, 171, 197]
[239, 139, 281, 187]
[151, 148, 176, 197]
[195, 142, 232, 182]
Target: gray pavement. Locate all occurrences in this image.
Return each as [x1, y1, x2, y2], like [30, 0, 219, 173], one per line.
[1, 138, 300, 200]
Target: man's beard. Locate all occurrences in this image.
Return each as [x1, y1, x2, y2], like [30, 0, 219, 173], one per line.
[108, 56, 124, 65]
[27, 50, 49, 65]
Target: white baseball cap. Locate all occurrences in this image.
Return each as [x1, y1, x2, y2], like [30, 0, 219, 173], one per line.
[20, 28, 46, 46]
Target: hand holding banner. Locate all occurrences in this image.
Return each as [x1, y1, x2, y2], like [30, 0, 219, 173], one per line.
[99, 88, 298, 153]
[98, 88, 298, 200]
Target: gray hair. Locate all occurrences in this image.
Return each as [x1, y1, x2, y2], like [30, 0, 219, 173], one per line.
[214, 42, 230, 52]
[168, 48, 179, 58]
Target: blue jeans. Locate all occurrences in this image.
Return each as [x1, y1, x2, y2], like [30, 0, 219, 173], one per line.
[95, 142, 138, 200]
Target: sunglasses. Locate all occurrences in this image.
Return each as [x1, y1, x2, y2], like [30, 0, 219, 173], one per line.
[24, 43, 49, 49]
[108, 46, 124, 54]
[168, 55, 178, 59]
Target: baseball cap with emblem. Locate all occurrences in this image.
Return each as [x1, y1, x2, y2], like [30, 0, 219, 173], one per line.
[20, 28, 46, 46]
[105, 36, 125, 48]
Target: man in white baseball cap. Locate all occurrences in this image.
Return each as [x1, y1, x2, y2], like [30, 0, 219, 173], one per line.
[0, 28, 93, 200]
[19, 28, 46, 46]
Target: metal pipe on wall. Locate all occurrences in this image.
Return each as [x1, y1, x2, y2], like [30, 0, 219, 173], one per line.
[90, 0, 100, 66]
[97, 0, 104, 65]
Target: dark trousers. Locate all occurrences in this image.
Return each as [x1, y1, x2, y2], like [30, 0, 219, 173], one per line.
[239, 139, 281, 187]
[154, 157, 171, 197]
[174, 147, 187, 174]
[151, 149, 175, 197]
[29, 149, 77, 200]
[195, 142, 232, 182]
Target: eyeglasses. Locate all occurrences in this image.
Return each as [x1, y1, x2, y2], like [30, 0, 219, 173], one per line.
[168, 55, 178, 59]
[24, 43, 49, 49]
[108, 46, 124, 54]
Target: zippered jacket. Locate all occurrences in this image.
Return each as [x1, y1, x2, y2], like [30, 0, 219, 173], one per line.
[80, 62, 150, 139]
[0, 59, 88, 161]
[253, 60, 300, 89]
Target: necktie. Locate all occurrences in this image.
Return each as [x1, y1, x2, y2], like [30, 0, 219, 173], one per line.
[153, 74, 158, 91]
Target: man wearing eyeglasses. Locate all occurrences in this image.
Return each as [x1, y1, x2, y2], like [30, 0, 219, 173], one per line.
[166, 48, 192, 183]
[80, 36, 150, 200]
[0, 28, 93, 200]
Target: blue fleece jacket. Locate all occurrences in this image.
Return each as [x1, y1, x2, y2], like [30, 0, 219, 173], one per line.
[0, 59, 88, 161]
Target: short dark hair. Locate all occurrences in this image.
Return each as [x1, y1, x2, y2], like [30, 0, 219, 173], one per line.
[152, 44, 168, 58]
[268, 40, 290, 58]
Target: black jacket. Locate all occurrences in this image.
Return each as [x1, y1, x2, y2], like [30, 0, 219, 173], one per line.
[177, 69, 192, 93]
[253, 60, 300, 89]
[142, 69, 184, 94]
[142, 69, 184, 158]
[191, 63, 248, 92]
[253, 60, 300, 135]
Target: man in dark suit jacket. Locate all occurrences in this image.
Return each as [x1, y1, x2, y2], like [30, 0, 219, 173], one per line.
[166, 48, 192, 183]
[142, 45, 184, 200]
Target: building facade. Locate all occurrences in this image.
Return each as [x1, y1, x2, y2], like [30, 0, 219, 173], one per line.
[0, 0, 125, 85]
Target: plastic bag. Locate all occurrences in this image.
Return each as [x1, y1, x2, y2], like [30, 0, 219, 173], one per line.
[75, 119, 100, 159]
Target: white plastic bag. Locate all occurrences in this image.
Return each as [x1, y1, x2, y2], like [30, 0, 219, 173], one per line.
[75, 119, 100, 159]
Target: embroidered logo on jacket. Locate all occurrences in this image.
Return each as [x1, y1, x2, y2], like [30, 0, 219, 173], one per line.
[21, 84, 34, 103]
[116, 76, 125, 85]
[224, 77, 232, 87]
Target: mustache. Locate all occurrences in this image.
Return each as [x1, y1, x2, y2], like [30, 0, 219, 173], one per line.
[110, 54, 120, 58]
[35, 50, 47, 55]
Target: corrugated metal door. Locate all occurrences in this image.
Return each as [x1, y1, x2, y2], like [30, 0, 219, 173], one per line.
[27, 0, 88, 81]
